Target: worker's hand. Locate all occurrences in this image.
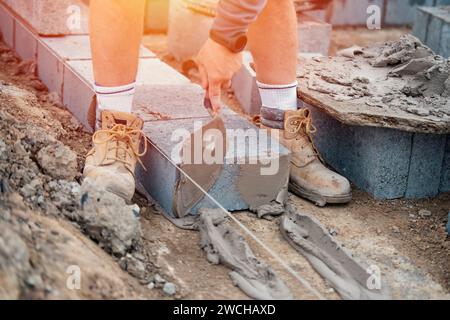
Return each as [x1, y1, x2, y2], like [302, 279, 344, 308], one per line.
[195, 38, 243, 113]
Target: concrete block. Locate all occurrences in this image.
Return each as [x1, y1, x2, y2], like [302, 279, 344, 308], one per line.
[137, 112, 290, 217]
[231, 52, 261, 116]
[405, 133, 447, 198]
[413, 6, 431, 42]
[415, 5, 450, 57]
[0, 2, 14, 48]
[427, 14, 443, 54]
[298, 13, 332, 56]
[14, 19, 37, 61]
[37, 40, 64, 95]
[145, 0, 169, 32]
[63, 63, 96, 131]
[41, 36, 156, 61]
[64, 59, 206, 130]
[307, 102, 413, 199]
[3, 0, 89, 35]
[386, 0, 435, 26]
[133, 84, 211, 122]
[66, 58, 190, 87]
[441, 23, 450, 58]
[306, 101, 449, 199]
[440, 135, 450, 193]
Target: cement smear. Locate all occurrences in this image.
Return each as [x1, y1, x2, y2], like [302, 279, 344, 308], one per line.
[198, 208, 293, 300]
[280, 206, 391, 300]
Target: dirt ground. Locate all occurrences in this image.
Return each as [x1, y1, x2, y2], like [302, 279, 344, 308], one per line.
[0, 26, 449, 300]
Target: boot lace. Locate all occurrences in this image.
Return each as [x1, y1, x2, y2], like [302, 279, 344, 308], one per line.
[285, 109, 324, 164]
[92, 124, 148, 172]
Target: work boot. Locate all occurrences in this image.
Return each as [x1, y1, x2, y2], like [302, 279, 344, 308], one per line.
[83, 110, 147, 201]
[259, 107, 351, 206]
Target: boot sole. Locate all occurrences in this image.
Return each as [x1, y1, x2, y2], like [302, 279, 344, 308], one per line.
[289, 182, 352, 207]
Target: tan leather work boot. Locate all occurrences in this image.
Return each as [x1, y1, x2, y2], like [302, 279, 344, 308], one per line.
[83, 110, 147, 201]
[260, 108, 351, 206]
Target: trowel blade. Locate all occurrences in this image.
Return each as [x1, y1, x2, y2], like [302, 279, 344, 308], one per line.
[173, 113, 227, 218]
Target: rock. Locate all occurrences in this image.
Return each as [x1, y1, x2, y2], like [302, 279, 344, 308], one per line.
[153, 273, 166, 284]
[329, 228, 339, 237]
[0, 222, 32, 299]
[392, 226, 400, 234]
[418, 209, 432, 218]
[74, 180, 141, 257]
[147, 282, 155, 290]
[36, 143, 78, 180]
[163, 282, 176, 296]
[120, 254, 148, 281]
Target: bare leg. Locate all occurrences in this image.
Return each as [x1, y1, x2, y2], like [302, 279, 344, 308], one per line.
[247, 0, 298, 85]
[90, 0, 145, 86]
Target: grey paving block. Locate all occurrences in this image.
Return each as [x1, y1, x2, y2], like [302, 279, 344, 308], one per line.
[41, 36, 156, 61]
[133, 84, 211, 122]
[306, 101, 449, 199]
[37, 40, 64, 95]
[440, 135, 450, 192]
[441, 23, 450, 58]
[138, 113, 290, 217]
[66, 58, 191, 87]
[0, 2, 14, 48]
[413, 7, 432, 42]
[306, 102, 413, 199]
[387, 0, 435, 26]
[3, 0, 89, 35]
[63, 63, 96, 131]
[14, 18, 37, 61]
[298, 13, 332, 56]
[405, 133, 447, 198]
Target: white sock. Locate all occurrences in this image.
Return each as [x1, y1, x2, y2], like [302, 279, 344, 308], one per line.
[94, 82, 136, 129]
[257, 81, 298, 111]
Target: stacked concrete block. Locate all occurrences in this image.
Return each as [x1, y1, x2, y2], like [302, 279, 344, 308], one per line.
[413, 6, 450, 58]
[0, 2, 14, 48]
[305, 102, 448, 199]
[2, 0, 89, 35]
[0, 0, 295, 217]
